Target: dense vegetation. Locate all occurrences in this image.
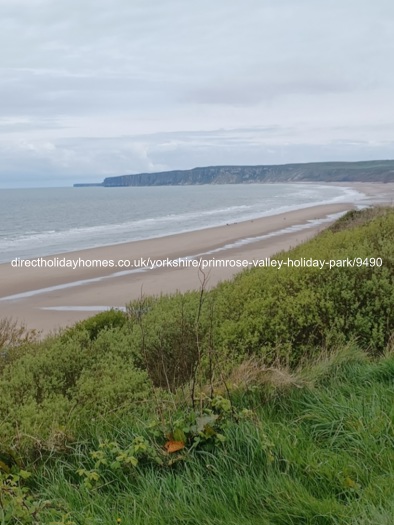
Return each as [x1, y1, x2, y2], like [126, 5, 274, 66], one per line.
[0, 207, 393, 524]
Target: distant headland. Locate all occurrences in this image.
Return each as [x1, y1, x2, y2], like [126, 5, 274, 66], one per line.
[73, 160, 394, 187]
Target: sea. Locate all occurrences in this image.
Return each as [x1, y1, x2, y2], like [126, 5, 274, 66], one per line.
[0, 184, 366, 264]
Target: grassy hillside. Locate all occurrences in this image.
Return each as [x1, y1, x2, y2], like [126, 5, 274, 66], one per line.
[0, 207, 393, 524]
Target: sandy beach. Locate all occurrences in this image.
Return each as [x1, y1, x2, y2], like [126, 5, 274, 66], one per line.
[1, 182, 394, 334]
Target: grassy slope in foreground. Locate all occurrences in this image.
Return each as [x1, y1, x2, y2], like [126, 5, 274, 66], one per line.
[0, 207, 393, 524]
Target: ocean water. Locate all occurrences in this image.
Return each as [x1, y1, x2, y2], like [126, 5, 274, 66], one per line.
[0, 184, 365, 263]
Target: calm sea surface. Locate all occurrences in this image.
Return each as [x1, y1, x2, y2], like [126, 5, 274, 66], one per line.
[0, 184, 364, 263]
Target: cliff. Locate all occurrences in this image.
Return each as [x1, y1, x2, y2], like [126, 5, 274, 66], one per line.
[101, 160, 394, 187]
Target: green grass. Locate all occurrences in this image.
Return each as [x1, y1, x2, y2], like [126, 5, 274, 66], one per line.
[19, 347, 391, 525]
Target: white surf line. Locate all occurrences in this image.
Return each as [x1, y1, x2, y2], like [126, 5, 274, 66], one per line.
[0, 185, 365, 266]
[0, 210, 349, 302]
[197, 211, 348, 256]
[0, 267, 150, 302]
[40, 306, 127, 312]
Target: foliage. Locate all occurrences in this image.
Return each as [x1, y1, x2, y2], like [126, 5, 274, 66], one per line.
[0, 318, 39, 374]
[0, 207, 393, 523]
[62, 309, 127, 341]
[0, 328, 151, 450]
[76, 394, 239, 492]
[77, 436, 163, 490]
[213, 207, 394, 364]
[15, 348, 394, 524]
[126, 292, 205, 390]
[0, 469, 51, 524]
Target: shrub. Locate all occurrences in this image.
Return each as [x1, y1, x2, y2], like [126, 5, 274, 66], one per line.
[213, 208, 394, 364]
[0, 326, 150, 450]
[0, 318, 39, 373]
[126, 292, 205, 390]
[63, 308, 127, 341]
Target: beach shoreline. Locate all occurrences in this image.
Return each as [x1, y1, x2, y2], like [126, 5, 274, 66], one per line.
[1, 182, 394, 334]
[0, 181, 364, 266]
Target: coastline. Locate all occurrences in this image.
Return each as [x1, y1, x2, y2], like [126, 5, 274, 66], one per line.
[1, 181, 394, 334]
[0, 203, 353, 333]
[0, 181, 363, 265]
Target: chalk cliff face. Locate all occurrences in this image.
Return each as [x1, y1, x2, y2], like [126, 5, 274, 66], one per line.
[101, 161, 394, 187]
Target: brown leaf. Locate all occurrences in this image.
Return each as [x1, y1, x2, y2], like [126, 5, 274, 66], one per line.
[164, 440, 185, 454]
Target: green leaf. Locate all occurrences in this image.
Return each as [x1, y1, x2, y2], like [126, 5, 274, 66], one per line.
[125, 456, 138, 467]
[0, 460, 10, 473]
[196, 414, 218, 433]
[90, 471, 100, 481]
[173, 428, 187, 442]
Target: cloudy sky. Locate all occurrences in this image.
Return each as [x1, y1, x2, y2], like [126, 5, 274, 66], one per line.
[0, 0, 393, 187]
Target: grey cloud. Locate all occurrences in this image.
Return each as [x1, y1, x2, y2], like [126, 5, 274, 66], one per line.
[0, 135, 166, 186]
[183, 78, 352, 106]
[0, 117, 64, 133]
[0, 68, 175, 117]
[0, 0, 393, 186]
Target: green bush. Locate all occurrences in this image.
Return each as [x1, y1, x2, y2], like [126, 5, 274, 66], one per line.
[0, 327, 151, 449]
[212, 208, 394, 364]
[126, 292, 205, 390]
[74, 353, 151, 420]
[63, 308, 127, 341]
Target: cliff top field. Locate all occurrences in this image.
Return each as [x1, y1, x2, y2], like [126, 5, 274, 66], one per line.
[0, 207, 393, 524]
[94, 160, 394, 187]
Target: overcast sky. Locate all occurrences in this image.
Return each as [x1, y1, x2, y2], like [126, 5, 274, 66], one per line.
[0, 0, 393, 187]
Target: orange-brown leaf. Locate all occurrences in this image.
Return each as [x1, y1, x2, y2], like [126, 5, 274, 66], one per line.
[164, 440, 185, 454]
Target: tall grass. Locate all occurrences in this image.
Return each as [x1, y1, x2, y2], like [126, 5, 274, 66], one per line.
[20, 348, 391, 525]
